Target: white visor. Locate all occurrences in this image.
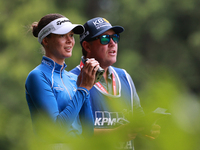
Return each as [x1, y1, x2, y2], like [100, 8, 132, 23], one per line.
[38, 17, 84, 44]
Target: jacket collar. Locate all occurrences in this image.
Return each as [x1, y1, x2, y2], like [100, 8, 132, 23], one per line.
[41, 56, 67, 73]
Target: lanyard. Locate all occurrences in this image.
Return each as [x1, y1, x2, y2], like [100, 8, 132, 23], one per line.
[79, 60, 117, 95]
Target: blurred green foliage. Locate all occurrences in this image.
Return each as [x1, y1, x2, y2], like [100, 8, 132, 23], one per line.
[0, 0, 200, 149]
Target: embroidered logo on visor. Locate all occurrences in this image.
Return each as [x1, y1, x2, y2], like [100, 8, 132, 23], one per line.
[39, 24, 55, 41]
[56, 19, 71, 25]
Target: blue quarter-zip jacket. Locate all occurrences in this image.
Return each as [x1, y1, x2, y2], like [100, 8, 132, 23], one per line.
[25, 56, 94, 138]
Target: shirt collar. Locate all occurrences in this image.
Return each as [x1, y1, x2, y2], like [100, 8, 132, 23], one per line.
[107, 66, 113, 80]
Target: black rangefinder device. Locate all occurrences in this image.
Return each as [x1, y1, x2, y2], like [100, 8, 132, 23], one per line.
[81, 56, 105, 83]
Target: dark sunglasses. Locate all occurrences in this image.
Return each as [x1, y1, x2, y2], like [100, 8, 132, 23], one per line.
[89, 34, 120, 45]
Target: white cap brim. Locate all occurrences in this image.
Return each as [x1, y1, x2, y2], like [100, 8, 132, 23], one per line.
[52, 24, 84, 35]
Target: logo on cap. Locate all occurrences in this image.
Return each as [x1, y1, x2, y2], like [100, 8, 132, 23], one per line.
[93, 18, 111, 30]
[103, 18, 109, 23]
[80, 31, 90, 42]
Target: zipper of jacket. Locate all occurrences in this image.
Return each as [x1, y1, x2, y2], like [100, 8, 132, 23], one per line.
[60, 67, 72, 100]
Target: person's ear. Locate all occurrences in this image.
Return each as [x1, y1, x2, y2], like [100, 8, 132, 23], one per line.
[82, 41, 91, 53]
[42, 37, 49, 47]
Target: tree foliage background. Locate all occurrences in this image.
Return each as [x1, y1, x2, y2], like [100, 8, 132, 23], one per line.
[0, 0, 200, 150]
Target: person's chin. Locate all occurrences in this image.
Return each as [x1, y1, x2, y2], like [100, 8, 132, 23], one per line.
[108, 59, 116, 66]
[65, 53, 72, 58]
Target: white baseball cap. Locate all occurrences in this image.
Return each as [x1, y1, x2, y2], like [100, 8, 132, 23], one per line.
[38, 17, 84, 44]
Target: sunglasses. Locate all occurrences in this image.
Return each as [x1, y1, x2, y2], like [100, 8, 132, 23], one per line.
[89, 34, 120, 45]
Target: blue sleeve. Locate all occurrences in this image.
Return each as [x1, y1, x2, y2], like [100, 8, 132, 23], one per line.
[70, 66, 94, 136]
[79, 98, 94, 137]
[25, 69, 89, 127]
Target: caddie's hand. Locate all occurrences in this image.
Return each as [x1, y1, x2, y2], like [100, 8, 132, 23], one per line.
[142, 124, 161, 140]
[115, 123, 144, 142]
[150, 124, 161, 139]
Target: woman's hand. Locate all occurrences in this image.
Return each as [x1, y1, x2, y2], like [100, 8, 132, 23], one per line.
[78, 58, 100, 90]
